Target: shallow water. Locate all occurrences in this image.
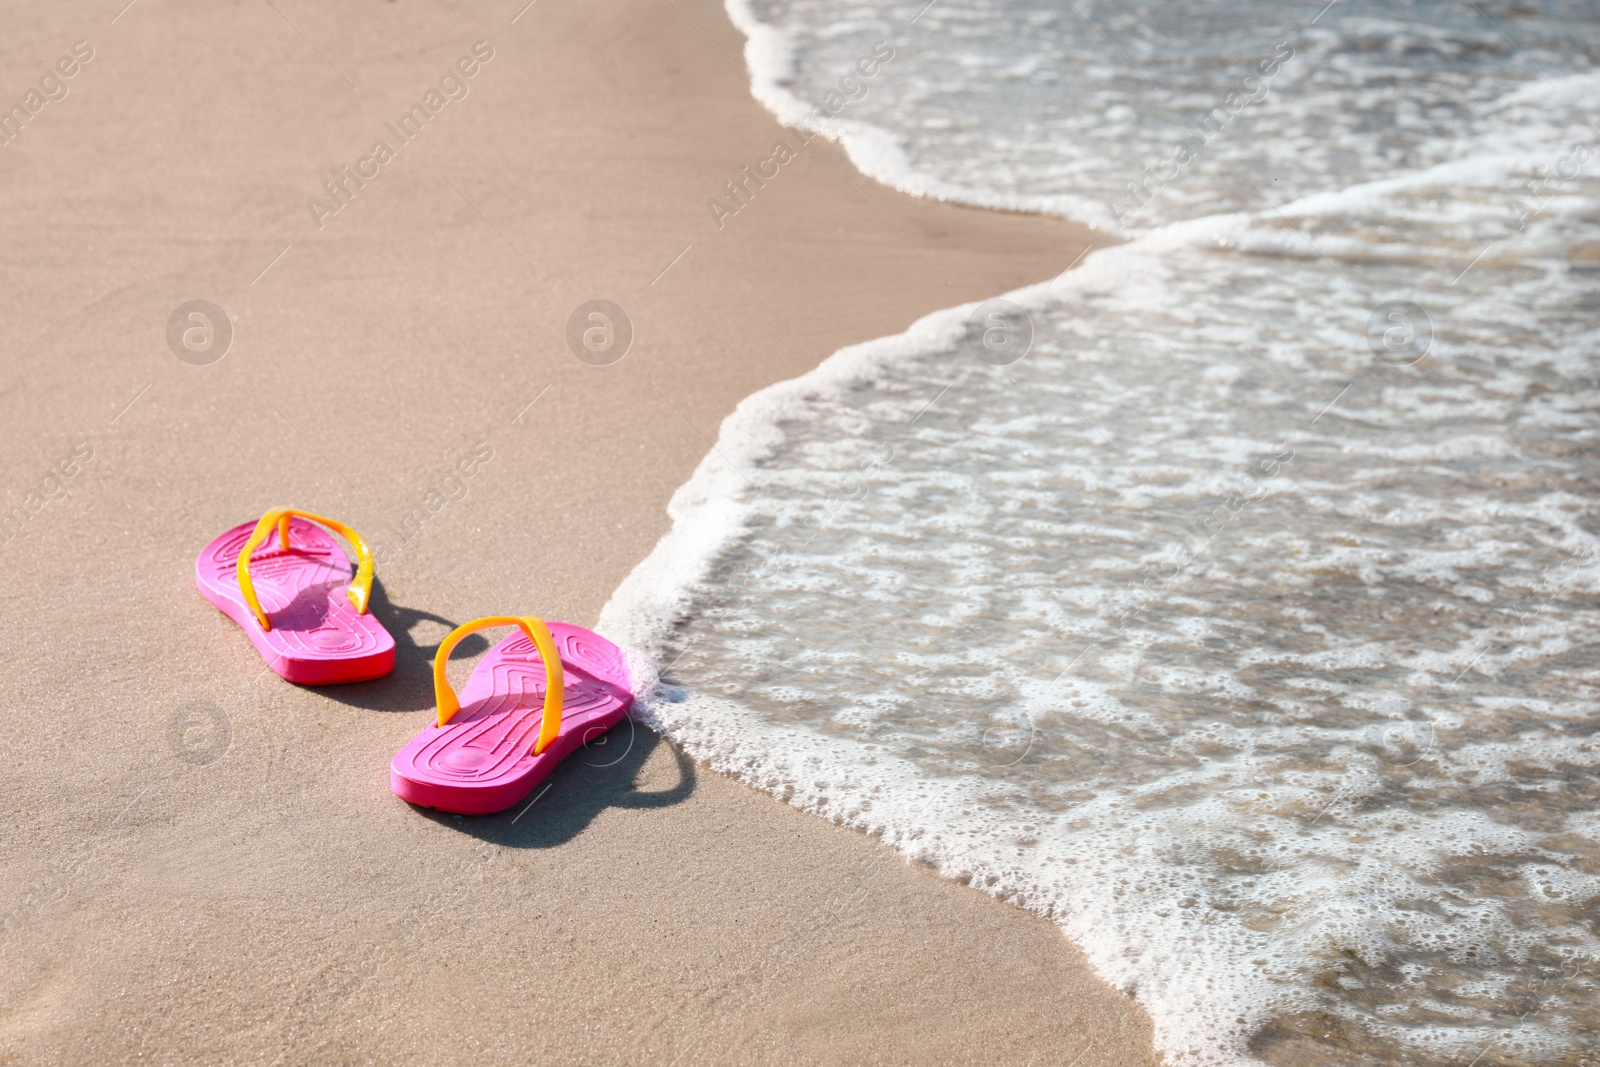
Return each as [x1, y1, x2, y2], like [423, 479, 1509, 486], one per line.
[735, 0, 1600, 231]
[604, 2, 1600, 1063]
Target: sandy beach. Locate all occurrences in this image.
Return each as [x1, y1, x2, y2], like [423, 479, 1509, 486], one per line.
[0, 0, 1157, 1062]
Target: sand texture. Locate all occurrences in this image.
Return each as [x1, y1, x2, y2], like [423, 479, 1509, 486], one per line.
[0, 0, 1153, 1062]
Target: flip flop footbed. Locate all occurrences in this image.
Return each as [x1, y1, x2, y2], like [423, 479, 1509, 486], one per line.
[196, 517, 395, 684]
[391, 622, 633, 815]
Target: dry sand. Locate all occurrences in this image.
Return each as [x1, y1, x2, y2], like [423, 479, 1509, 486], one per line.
[0, 0, 1154, 1062]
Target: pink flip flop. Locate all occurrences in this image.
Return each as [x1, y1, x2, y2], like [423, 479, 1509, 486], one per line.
[195, 508, 395, 684]
[390, 616, 633, 815]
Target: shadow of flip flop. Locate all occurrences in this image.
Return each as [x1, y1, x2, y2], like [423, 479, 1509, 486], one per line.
[425, 723, 696, 848]
[315, 576, 489, 712]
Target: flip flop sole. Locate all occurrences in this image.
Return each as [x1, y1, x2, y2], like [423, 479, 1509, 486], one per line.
[390, 622, 633, 815]
[196, 518, 395, 684]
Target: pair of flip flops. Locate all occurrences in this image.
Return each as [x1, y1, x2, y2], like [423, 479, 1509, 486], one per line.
[195, 508, 633, 815]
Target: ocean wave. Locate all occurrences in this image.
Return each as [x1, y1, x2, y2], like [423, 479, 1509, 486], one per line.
[604, 4, 1600, 1063]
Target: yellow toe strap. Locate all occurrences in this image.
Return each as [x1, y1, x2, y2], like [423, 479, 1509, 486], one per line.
[235, 507, 375, 632]
[433, 616, 564, 756]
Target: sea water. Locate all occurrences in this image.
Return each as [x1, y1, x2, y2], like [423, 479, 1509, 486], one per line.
[601, 2, 1600, 1063]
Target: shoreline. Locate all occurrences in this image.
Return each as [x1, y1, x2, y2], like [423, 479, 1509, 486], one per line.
[0, 0, 1152, 1062]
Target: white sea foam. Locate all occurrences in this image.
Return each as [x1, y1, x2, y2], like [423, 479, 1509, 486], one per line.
[604, 4, 1600, 1064]
[728, 0, 1600, 233]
